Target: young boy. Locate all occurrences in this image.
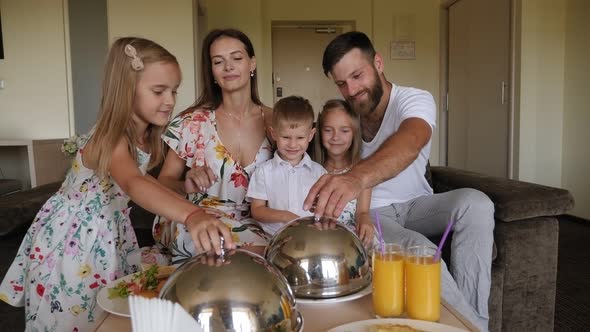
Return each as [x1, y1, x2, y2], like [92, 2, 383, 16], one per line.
[247, 96, 326, 235]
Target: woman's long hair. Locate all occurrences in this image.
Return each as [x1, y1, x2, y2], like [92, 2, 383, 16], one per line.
[87, 37, 179, 178]
[191, 28, 262, 111]
[313, 99, 362, 167]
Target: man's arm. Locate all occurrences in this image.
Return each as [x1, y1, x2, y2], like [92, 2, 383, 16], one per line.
[304, 117, 432, 218]
[351, 117, 431, 189]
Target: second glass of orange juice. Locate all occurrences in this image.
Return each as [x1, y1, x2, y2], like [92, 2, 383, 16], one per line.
[372, 243, 404, 317]
[405, 245, 441, 321]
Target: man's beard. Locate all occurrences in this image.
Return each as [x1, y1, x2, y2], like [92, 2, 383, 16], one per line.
[347, 72, 384, 116]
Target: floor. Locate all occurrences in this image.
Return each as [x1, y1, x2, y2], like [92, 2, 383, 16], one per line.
[554, 216, 590, 331]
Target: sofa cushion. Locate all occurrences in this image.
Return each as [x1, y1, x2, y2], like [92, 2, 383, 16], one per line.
[430, 166, 575, 222]
[424, 161, 434, 189]
[0, 182, 61, 236]
[0, 179, 22, 196]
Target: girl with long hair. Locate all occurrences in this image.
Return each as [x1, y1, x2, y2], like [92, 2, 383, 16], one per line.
[314, 99, 374, 246]
[0, 37, 230, 331]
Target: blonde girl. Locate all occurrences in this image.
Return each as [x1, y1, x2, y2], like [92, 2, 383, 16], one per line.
[0, 37, 231, 331]
[314, 99, 374, 246]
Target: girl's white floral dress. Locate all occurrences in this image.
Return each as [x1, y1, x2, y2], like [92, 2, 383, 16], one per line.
[0, 139, 146, 332]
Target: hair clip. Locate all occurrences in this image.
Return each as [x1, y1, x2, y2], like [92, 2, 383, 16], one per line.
[124, 44, 144, 71]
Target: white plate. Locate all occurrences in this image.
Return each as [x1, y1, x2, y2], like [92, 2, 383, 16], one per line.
[326, 318, 468, 332]
[96, 272, 140, 317]
[296, 284, 372, 305]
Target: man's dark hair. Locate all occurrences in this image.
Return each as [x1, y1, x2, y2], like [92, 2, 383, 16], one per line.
[322, 31, 377, 76]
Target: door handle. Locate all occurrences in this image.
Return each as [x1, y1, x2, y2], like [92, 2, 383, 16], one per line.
[501, 81, 507, 105]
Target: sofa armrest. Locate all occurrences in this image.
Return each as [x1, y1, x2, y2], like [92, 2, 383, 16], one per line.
[430, 166, 574, 222]
[0, 181, 62, 235]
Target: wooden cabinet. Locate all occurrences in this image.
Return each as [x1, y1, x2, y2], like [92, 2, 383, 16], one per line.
[0, 139, 71, 189]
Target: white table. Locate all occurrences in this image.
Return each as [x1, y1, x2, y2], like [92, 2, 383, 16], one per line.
[95, 294, 477, 332]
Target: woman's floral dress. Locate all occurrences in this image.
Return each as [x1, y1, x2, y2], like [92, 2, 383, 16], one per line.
[0, 138, 146, 332]
[154, 109, 273, 263]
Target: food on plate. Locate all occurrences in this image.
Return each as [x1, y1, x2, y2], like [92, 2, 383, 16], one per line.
[368, 323, 426, 332]
[107, 264, 175, 299]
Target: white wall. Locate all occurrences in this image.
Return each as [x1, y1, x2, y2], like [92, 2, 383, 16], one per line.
[1, 0, 587, 217]
[107, 0, 197, 113]
[372, 0, 441, 165]
[562, 0, 590, 219]
[203, 0, 441, 165]
[0, 0, 71, 140]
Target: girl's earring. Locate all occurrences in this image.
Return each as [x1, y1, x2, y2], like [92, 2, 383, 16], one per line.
[214, 80, 218, 84]
[250, 71, 254, 77]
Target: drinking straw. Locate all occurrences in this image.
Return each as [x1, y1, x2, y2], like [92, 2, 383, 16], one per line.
[434, 219, 455, 262]
[373, 211, 385, 256]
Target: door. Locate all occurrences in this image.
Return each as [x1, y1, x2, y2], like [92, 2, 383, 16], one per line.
[447, 0, 511, 177]
[68, 0, 108, 134]
[272, 25, 351, 117]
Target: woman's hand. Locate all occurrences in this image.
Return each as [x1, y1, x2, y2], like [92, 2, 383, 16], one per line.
[184, 165, 218, 193]
[185, 210, 235, 255]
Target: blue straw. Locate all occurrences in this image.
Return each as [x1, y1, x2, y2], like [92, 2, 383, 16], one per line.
[434, 219, 455, 262]
[373, 211, 385, 255]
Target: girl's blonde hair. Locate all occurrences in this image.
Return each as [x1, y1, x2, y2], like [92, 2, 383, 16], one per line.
[88, 37, 179, 178]
[313, 99, 362, 166]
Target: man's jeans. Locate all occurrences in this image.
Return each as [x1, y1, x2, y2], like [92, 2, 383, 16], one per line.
[371, 188, 494, 332]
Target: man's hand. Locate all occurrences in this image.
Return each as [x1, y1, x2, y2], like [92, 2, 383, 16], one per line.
[303, 173, 364, 218]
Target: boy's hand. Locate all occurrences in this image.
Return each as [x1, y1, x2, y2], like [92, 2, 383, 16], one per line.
[357, 221, 375, 248]
[185, 211, 235, 255]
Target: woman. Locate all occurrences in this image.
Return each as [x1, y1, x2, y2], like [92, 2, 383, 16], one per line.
[154, 29, 273, 262]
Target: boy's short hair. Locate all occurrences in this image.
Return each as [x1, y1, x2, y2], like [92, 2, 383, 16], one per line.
[272, 96, 315, 129]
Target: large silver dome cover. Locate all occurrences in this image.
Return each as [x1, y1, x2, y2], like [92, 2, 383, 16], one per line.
[159, 249, 303, 331]
[265, 216, 371, 299]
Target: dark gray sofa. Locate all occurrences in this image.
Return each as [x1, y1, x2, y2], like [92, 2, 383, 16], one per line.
[430, 166, 574, 332]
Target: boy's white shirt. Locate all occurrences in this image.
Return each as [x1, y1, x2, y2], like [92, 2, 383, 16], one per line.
[247, 151, 327, 235]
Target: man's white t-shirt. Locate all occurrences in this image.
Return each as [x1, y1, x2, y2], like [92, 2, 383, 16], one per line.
[247, 151, 327, 235]
[361, 84, 436, 209]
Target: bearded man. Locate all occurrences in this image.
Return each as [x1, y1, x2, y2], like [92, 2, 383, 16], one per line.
[304, 31, 494, 332]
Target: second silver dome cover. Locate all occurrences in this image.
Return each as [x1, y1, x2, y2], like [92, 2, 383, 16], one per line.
[265, 216, 371, 299]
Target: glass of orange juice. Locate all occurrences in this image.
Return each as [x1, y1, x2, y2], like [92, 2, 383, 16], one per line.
[372, 243, 405, 317]
[405, 245, 441, 321]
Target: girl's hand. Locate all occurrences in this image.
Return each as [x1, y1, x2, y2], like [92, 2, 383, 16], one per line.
[357, 221, 374, 248]
[184, 165, 217, 193]
[185, 210, 235, 255]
